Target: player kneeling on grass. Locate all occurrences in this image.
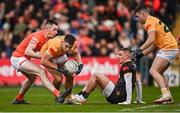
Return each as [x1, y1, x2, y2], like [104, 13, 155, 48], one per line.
[40, 34, 83, 104]
[72, 48, 136, 104]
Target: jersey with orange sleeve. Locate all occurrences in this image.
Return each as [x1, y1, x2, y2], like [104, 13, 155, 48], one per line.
[12, 30, 48, 59]
[40, 35, 78, 58]
[144, 16, 178, 50]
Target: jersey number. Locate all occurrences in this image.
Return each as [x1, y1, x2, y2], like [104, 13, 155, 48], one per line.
[159, 21, 170, 33]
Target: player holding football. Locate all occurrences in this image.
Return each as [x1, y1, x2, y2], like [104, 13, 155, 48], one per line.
[11, 19, 70, 104]
[72, 48, 136, 104]
[40, 34, 83, 104]
[131, 6, 178, 104]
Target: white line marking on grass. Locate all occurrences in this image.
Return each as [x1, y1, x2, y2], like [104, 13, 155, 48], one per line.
[119, 105, 162, 112]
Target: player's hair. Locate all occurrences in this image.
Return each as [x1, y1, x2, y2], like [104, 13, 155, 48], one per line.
[134, 6, 149, 14]
[119, 48, 132, 53]
[45, 19, 58, 26]
[64, 34, 76, 46]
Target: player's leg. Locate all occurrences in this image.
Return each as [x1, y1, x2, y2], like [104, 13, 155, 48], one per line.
[46, 68, 63, 90]
[13, 71, 37, 104]
[72, 73, 112, 104]
[159, 62, 173, 99]
[83, 72, 111, 93]
[149, 57, 172, 103]
[63, 75, 76, 104]
[19, 61, 71, 103]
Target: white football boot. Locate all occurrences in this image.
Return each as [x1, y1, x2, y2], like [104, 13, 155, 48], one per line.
[71, 94, 86, 105]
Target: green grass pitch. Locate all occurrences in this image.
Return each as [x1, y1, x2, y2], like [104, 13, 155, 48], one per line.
[0, 86, 180, 112]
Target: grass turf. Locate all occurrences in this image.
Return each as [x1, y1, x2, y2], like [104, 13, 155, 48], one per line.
[0, 86, 180, 112]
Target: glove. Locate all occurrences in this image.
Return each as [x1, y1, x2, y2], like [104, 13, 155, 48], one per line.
[130, 48, 144, 61]
[56, 66, 68, 75]
[76, 64, 83, 75]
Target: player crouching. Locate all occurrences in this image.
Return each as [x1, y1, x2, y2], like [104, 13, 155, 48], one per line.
[72, 48, 136, 104]
[40, 34, 83, 104]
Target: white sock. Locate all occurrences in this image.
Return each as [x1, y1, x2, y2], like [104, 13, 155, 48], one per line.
[168, 91, 172, 98]
[136, 80, 142, 101]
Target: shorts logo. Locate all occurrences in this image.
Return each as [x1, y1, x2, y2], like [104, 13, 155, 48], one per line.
[116, 91, 120, 96]
[122, 66, 129, 71]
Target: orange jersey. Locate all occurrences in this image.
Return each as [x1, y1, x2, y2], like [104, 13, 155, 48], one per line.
[40, 35, 78, 58]
[144, 16, 178, 50]
[12, 30, 48, 59]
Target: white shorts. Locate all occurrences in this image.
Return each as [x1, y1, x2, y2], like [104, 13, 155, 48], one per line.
[10, 56, 28, 70]
[52, 54, 68, 64]
[102, 81, 115, 97]
[156, 49, 178, 62]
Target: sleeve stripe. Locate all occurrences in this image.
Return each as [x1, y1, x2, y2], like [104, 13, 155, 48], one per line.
[31, 36, 39, 43]
[148, 29, 156, 33]
[29, 41, 37, 45]
[50, 48, 56, 54]
[45, 51, 53, 57]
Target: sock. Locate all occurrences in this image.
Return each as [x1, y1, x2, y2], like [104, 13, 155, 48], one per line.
[161, 88, 169, 97]
[16, 93, 24, 100]
[136, 80, 142, 101]
[168, 90, 172, 98]
[78, 91, 89, 99]
[53, 89, 60, 97]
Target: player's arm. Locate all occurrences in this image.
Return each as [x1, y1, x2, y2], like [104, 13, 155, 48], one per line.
[131, 31, 156, 60]
[74, 51, 82, 65]
[124, 72, 133, 104]
[142, 43, 156, 55]
[25, 37, 41, 59]
[140, 31, 156, 51]
[71, 44, 83, 75]
[41, 51, 57, 70]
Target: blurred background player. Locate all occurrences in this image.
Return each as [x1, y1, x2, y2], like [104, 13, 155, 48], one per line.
[40, 34, 83, 104]
[72, 48, 136, 104]
[131, 6, 178, 104]
[10, 19, 70, 104]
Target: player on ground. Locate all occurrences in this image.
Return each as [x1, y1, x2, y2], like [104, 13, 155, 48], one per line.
[131, 6, 178, 104]
[72, 48, 136, 104]
[40, 34, 83, 104]
[11, 19, 70, 104]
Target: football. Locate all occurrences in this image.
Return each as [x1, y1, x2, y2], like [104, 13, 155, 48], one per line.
[64, 60, 79, 75]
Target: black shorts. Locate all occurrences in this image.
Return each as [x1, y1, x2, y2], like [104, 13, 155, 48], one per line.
[106, 86, 126, 104]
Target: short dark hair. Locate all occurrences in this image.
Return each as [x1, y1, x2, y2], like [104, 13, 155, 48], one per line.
[45, 19, 58, 26]
[64, 34, 76, 46]
[134, 6, 149, 14]
[119, 48, 132, 53]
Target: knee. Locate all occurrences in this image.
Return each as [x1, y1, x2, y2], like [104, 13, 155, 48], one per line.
[92, 72, 103, 79]
[149, 68, 157, 76]
[54, 76, 62, 83]
[65, 75, 74, 81]
[38, 68, 46, 77]
[29, 76, 37, 83]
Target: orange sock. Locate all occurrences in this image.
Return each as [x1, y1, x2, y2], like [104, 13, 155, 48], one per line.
[53, 89, 60, 97]
[16, 93, 24, 100]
